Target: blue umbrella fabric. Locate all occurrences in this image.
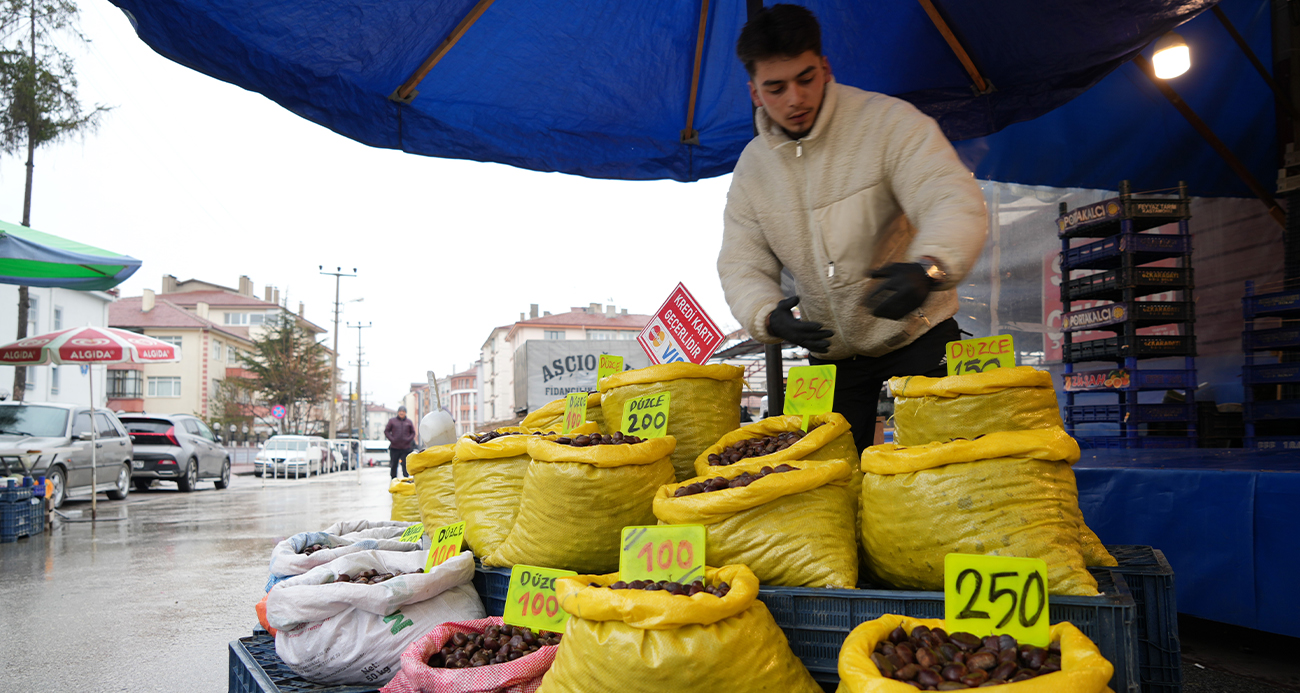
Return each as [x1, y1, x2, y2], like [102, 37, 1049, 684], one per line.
[0, 219, 142, 291]
[109, 0, 1216, 184]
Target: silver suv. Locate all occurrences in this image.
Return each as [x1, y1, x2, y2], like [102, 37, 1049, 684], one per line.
[119, 414, 231, 492]
[0, 402, 134, 509]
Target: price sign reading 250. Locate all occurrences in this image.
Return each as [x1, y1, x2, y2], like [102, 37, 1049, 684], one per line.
[619, 524, 706, 584]
[622, 392, 670, 438]
[943, 553, 1050, 647]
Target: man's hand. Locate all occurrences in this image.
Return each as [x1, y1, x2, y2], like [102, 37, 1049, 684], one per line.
[767, 296, 834, 352]
[866, 263, 933, 320]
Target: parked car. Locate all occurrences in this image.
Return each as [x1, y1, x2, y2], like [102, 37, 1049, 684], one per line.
[254, 435, 329, 477]
[118, 414, 231, 492]
[363, 439, 389, 467]
[327, 439, 360, 471]
[0, 402, 134, 509]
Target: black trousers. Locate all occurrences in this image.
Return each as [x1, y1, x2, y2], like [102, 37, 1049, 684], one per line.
[389, 447, 413, 478]
[809, 318, 960, 454]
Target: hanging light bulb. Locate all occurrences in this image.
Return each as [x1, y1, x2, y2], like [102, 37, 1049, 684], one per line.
[1152, 32, 1191, 79]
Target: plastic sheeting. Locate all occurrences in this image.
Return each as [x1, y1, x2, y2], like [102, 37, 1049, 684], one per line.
[107, 0, 1249, 191]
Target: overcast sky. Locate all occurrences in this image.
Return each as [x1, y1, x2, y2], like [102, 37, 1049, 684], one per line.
[0, 1, 742, 408]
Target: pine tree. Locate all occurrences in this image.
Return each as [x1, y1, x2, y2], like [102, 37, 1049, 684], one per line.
[229, 316, 333, 436]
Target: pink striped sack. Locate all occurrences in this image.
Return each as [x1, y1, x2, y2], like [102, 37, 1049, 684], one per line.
[382, 617, 557, 693]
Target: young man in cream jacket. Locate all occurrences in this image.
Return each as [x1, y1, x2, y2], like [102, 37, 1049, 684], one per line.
[718, 4, 988, 453]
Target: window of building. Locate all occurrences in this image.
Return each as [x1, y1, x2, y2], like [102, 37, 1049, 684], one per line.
[147, 376, 182, 398]
[587, 329, 620, 340]
[27, 295, 37, 336]
[50, 367, 59, 395]
[154, 335, 184, 348]
[544, 330, 565, 340]
[108, 370, 143, 398]
[224, 312, 247, 325]
[53, 307, 62, 331]
[213, 341, 223, 361]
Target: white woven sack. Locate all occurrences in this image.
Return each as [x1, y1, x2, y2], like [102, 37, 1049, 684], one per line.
[266, 530, 422, 590]
[268, 550, 484, 686]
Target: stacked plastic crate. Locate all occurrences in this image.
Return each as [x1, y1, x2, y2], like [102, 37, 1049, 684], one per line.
[1058, 181, 1198, 448]
[1241, 281, 1300, 450]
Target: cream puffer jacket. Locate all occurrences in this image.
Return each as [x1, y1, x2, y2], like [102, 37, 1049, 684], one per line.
[718, 81, 987, 360]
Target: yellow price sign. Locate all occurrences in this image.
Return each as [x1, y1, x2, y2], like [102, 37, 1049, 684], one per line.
[562, 392, 589, 435]
[503, 565, 576, 633]
[946, 335, 1016, 376]
[622, 391, 670, 438]
[619, 524, 706, 584]
[944, 553, 1051, 647]
[424, 521, 466, 570]
[399, 523, 424, 543]
[598, 354, 624, 383]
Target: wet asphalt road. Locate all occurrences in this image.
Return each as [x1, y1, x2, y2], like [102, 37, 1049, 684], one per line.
[0, 464, 395, 693]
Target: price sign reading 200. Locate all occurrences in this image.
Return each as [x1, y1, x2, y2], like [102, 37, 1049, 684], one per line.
[943, 553, 1050, 647]
[622, 392, 670, 438]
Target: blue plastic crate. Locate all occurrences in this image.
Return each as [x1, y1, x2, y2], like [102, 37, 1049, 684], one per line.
[1245, 436, 1300, 452]
[1242, 362, 1300, 385]
[1064, 335, 1196, 363]
[1075, 435, 1196, 450]
[1242, 325, 1300, 351]
[1105, 546, 1180, 693]
[473, 563, 511, 617]
[1, 496, 43, 543]
[1066, 404, 1195, 425]
[0, 477, 43, 503]
[1243, 287, 1300, 320]
[229, 632, 380, 693]
[1244, 399, 1300, 421]
[1063, 368, 1197, 393]
[1062, 267, 1193, 303]
[755, 570, 1138, 693]
[1062, 234, 1192, 271]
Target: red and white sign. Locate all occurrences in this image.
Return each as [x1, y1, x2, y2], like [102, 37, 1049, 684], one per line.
[637, 283, 725, 365]
[0, 326, 180, 365]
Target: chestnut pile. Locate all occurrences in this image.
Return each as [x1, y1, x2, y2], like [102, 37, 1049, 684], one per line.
[597, 579, 732, 597]
[871, 625, 1062, 689]
[300, 543, 328, 556]
[427, 624, 562, 669]
[707, 429, 813, 466]
[673, 464, 798, 497]
[335, 568, 422, 585]
[470, 430, 543, 444]
[553, 432, 644, 446]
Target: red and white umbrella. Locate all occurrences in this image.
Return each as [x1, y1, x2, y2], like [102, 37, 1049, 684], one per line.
[0, 326, 181, 517]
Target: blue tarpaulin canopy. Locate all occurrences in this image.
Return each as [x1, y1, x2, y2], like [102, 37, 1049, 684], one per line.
[110, 0, 1272, 197]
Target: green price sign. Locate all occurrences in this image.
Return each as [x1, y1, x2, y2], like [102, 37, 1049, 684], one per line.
[598, 354, 624, 383]
[945, 335, 1016, 376]
[944, 553, 1051, 647]
[622, 391, 670, 438]
[399, 523, 424, 543]
[784, 364, 835, 430]
[424, 521, 466, 571]
[503, 565, 576, 633]
[562, 392, 589, 435]
[619, 524, 706, 584]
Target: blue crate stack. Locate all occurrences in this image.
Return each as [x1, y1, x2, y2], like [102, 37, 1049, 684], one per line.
[1, 478, 45, 543]
[1241, 281, 1300, 450]
[1059, 181, 1198, 449]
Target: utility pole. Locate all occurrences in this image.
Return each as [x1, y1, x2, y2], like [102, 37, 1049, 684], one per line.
[348, 321, 371, 439]
[319, 266, 356, 440]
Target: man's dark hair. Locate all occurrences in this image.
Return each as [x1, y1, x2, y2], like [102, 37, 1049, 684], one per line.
[736, 4, 823, 76]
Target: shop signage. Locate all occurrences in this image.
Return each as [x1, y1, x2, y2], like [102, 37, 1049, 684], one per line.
[637, 283, 725, 365]
[515, 341, 647, 414]
[562, 392, 589, 434]
[621, 392, 670, 438]
[424, 521, 466, 570]
[503, 565, 576, 633]
[1062, 368, 1131, 392]
[1062, 303, 1126, 332]
[784, 364, 836, 431]
[1057, 199, 1121, 235]
[597, 354, 624, 383]
[619, 524, 706, 584]
[944, 553, 1051, 647]
[399, 523, 424, 543]
[945, 335, 1016, 376]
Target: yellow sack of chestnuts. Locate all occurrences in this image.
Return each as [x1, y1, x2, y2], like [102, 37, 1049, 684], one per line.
[692, 412, 857, 477]
[521, 391, 606, 434]
[600, 363, 743, 481]
[654, 458, 857, 588]
[484, 433, 675, 573]
[837, 615, 1114, 693]
[538, 564, 822, 693]
[859, 428, 1113, 596]
[406, 444, 459, 530]
[389, 477, 422, 522]
[452, 427, 544, 557]
[889, 367, 1065, 447]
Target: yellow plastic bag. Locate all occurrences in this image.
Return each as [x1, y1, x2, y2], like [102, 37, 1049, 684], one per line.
[539, 564, 822, 693]
[889, 367, 1065, 446]
[484, 435, 676, 573]
[654, 459, 857, 587]
[837, 615, 1114, 693]
[859, 428, 1111, 596]
[389, 477, 421, 522]
[600, 363, 743, 481]
[407, 445, 459, 530]
[521, 391, 606, 434]
[452, 427, 539, 557]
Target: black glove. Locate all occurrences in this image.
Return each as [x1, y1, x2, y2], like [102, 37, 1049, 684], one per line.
[767, 296, 834, 352]
[866, 262, 934, 320]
